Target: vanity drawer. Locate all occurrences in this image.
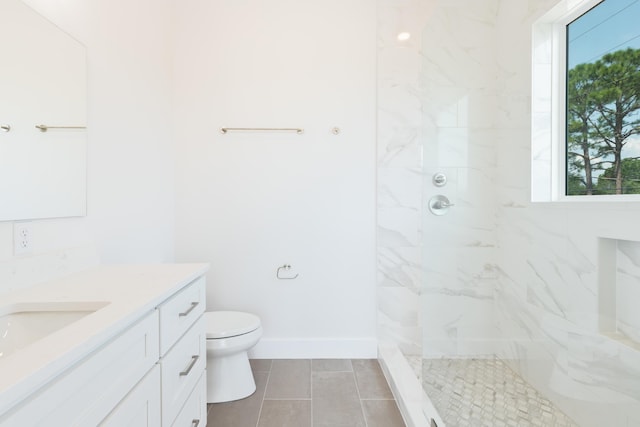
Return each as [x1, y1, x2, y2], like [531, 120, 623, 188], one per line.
[159, 276, 206, 355]
[171, 371, 207, 427]
[0, 310, 159, 427]
[161, 315, 206, 425]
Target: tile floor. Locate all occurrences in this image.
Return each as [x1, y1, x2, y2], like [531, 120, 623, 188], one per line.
[206, 359, 406, 427]
[422, 358, 578, 427]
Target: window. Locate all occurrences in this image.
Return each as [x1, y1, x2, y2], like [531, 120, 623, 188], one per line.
[531, 0, 640, 201]
[566, 0, 640, 196]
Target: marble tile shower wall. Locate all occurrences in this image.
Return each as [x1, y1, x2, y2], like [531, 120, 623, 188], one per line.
[494, 1, 640, 427]
[377, 0, 640, 426]
[377, 0, 504, 359]
[376, 0, 431, 357]
[418, 0, 501, 358]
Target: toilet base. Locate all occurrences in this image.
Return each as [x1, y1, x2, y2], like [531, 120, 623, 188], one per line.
[206, 351, 256, 403]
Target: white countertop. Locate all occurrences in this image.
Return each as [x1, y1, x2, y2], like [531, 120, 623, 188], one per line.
[0, 263, 209, 416]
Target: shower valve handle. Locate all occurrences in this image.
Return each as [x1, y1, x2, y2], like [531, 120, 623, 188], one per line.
[435, 200, 454, 209]
[428, 195, 454, 216]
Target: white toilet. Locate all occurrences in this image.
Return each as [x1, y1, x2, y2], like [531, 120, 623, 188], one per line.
[205, 311, 262, 403]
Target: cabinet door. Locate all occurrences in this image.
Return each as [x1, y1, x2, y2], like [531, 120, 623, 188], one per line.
[0, 310, 159, 427]
[100, 365, 161, 427]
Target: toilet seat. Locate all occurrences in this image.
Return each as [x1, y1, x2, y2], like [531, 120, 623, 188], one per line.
[205, 311, 261, 339]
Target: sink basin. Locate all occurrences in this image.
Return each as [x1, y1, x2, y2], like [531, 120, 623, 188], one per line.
[0, 301, 109, 360]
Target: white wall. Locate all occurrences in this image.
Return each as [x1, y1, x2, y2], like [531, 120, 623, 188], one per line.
[0, 0, 377, 359]
[0, 0, 176, 295]
[173, 0, 378, 358]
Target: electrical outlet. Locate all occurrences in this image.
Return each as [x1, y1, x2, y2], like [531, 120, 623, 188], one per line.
[13, 222, 33, 255]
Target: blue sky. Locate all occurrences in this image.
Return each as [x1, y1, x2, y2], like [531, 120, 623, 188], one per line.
[568, 0, 640, 68]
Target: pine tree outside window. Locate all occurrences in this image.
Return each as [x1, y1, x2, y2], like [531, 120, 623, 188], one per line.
[565, 0, 640, 196]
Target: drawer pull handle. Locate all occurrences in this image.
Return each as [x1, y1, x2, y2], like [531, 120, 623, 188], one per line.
[180, 355, 199, 377]
[191, 420, 200, 427]
[179, 301, 199, 317]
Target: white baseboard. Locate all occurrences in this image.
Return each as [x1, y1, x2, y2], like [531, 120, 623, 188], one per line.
[248, 337, 378, 359]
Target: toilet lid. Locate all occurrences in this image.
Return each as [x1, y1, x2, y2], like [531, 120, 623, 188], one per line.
[205, 311, 261, 338]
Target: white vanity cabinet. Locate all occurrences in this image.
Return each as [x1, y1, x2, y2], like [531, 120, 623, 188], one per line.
[106, 275, 207, 427]
[158, 275, 207, 426]
[0, 267, 208, 427]
[0, 309, 160, 426]
[99, 365, 162, 427]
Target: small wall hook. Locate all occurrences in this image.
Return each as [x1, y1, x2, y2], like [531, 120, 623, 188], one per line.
[277, 264, 299, 280]
[1, 124, 10, 132]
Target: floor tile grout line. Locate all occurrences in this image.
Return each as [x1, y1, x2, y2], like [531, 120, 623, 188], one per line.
[254, 367, 271, 427]
[311, 359, 354, 374]
[352, 360, 369, 427]
[263, 397, 313, 401]
[310, 359, 314, 427]
[360, 398, 396, 401]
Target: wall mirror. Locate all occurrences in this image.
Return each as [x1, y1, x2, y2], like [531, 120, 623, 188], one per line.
[0, 0, 87, 221]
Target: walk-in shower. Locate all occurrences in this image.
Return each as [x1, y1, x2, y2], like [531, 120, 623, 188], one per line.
[376, 1, 640, 426]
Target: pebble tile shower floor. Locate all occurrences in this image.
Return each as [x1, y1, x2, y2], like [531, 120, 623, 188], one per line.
[207, 359, 406, 427]
[422, 358, 579, 427]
